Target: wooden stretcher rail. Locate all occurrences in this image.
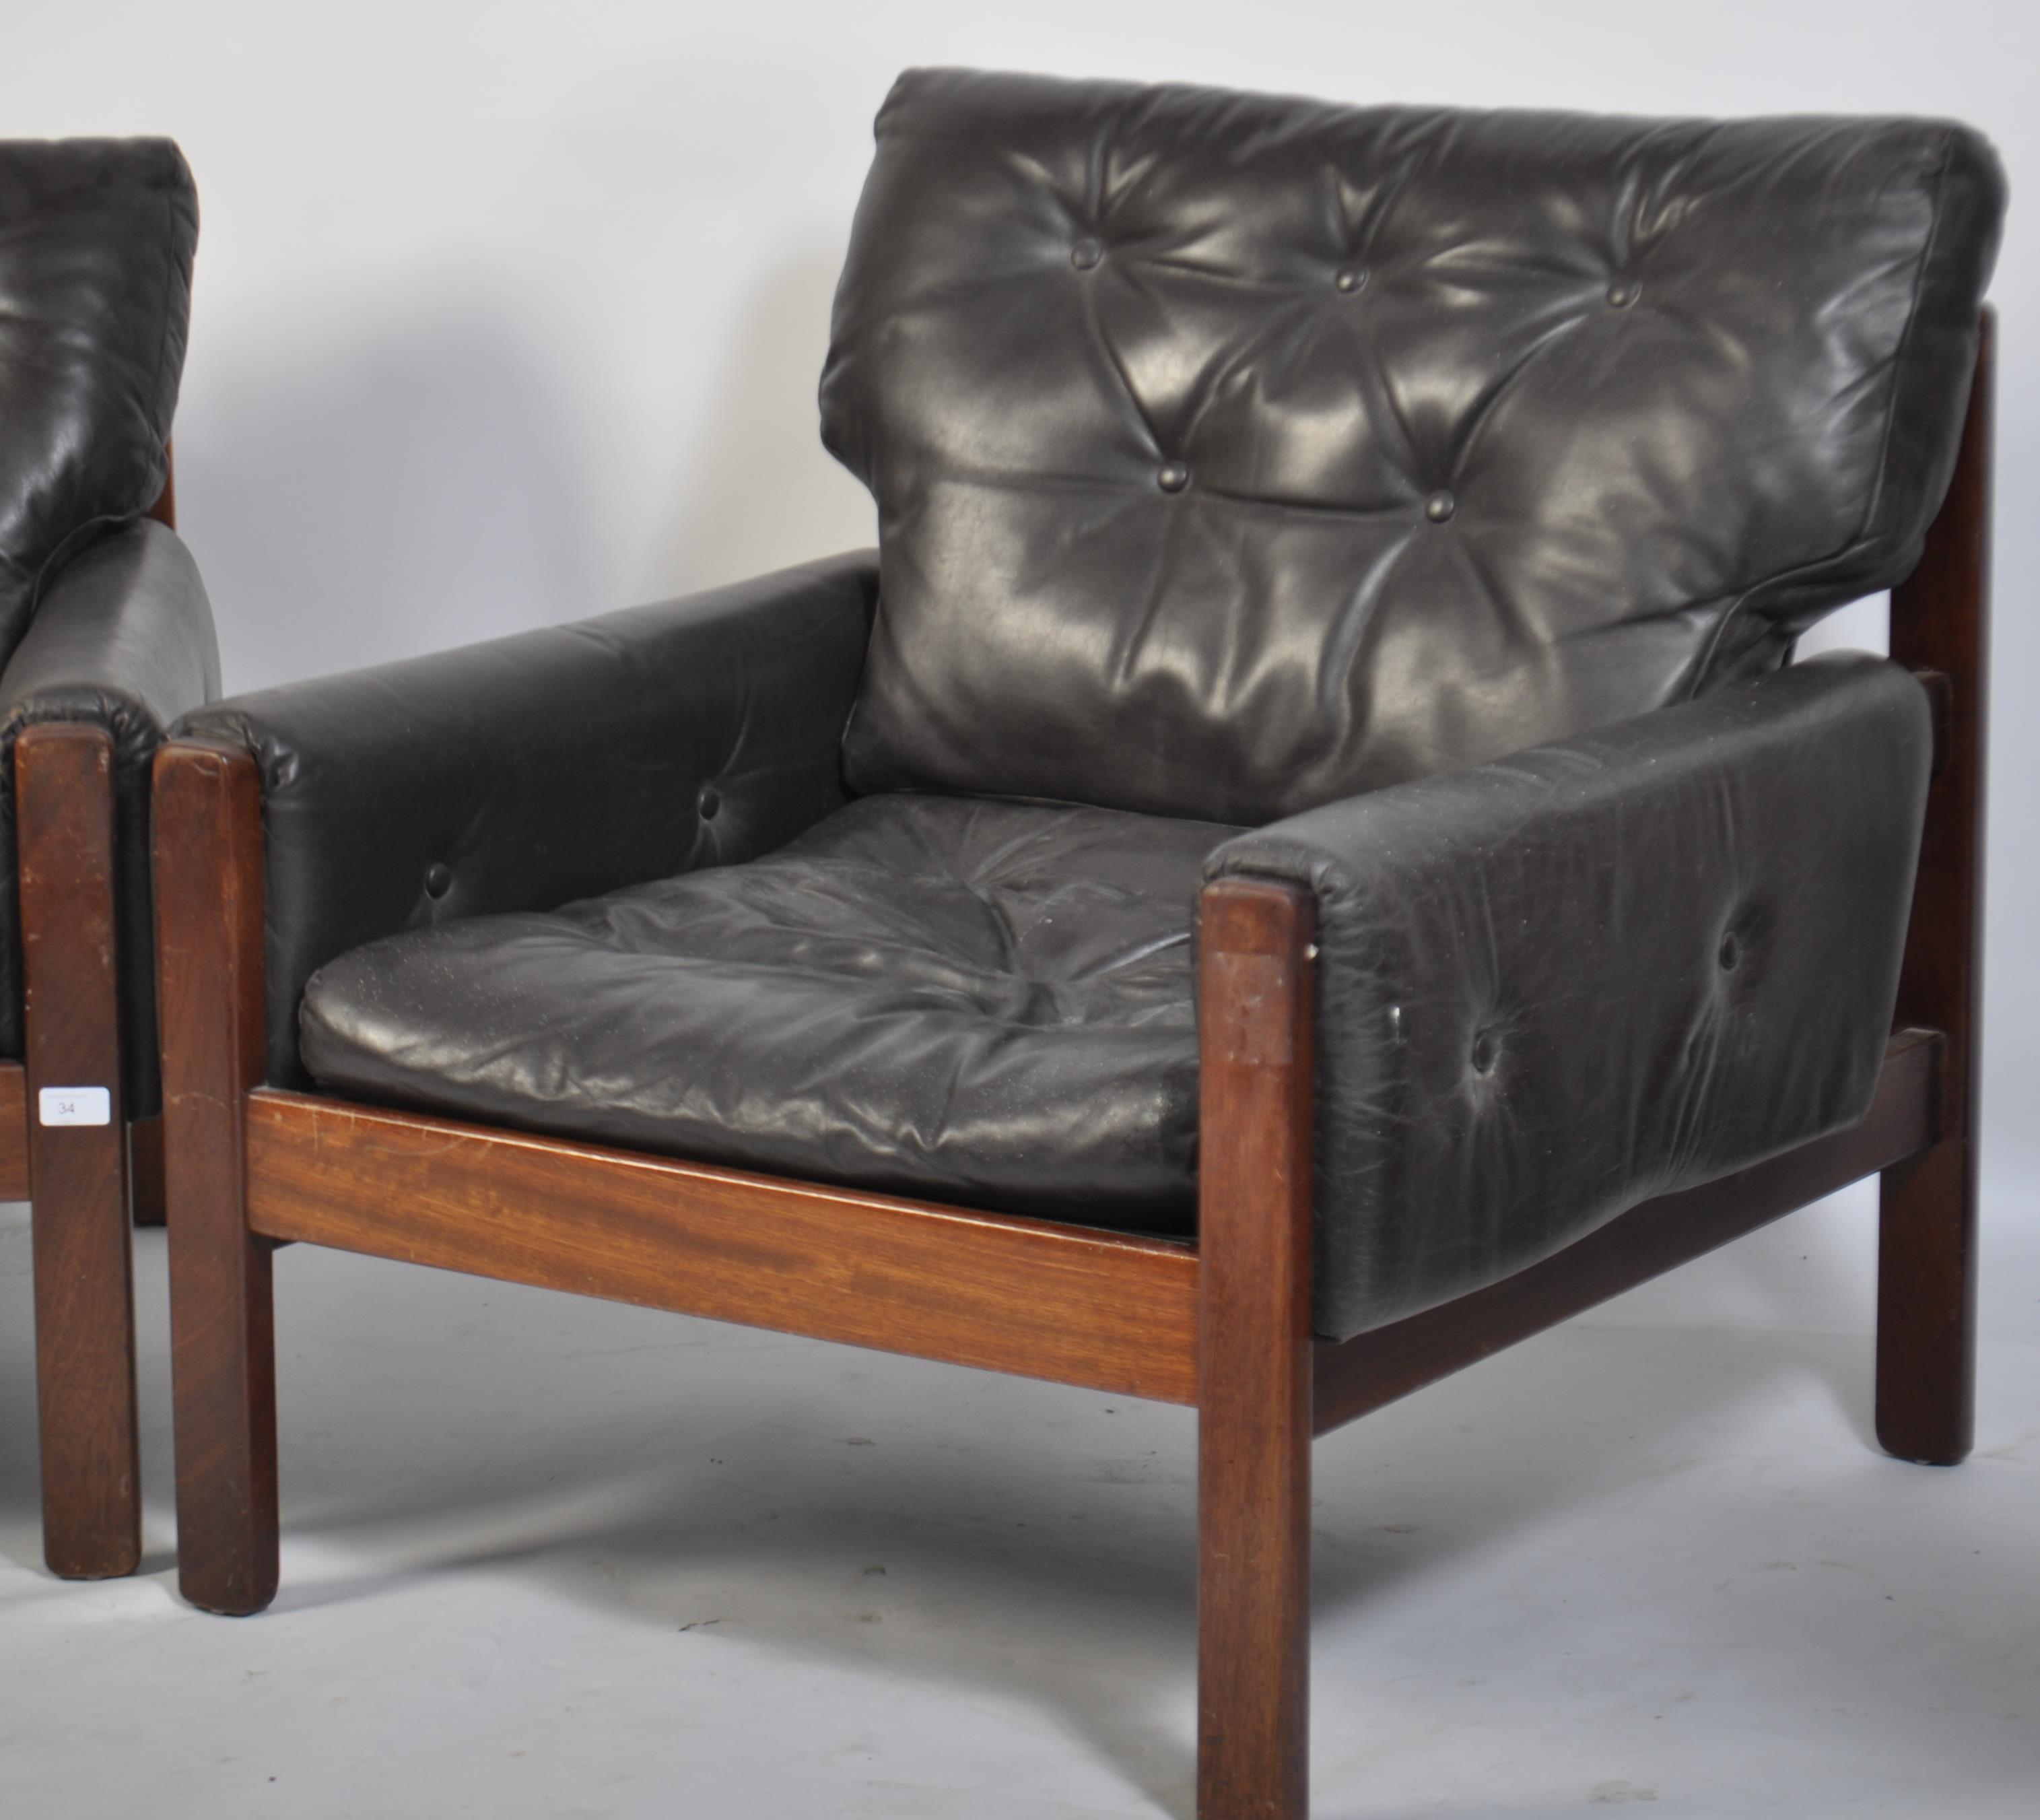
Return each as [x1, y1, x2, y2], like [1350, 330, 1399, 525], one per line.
[243, 1028, 1936, 1425]
[244, 1090, 1204, 1405]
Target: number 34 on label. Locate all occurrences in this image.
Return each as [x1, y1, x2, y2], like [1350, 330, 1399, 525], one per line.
[38, 1086, 112, 1127]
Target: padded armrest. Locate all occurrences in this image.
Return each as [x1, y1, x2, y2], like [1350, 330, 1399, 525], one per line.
[175, 551, 879, 1087]
[0, 518, 220, 1104]
[1206, 652, 1932, 1343]
[0, 519, 219, 737]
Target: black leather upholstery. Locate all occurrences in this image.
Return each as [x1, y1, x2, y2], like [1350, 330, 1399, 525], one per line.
[180, 77, 1995, 1343]
[0, 520, 217, 1107]
[285, 650, 1926, 1316]
[0, 139, 195, 662]
[823, 70, 2002, 825]
[1209, 653, 1932, 1338]
[0, 138, 205, 1087]
[178, 554, 877, 1088]
[300, 793, 1230, 1223]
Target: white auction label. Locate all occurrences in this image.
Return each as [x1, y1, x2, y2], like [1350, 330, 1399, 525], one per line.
[38, 1086, 111, 1127]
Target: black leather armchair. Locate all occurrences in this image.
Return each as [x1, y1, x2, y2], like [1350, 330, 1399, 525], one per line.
[0, 139, 214, 1580]
[154, 73, 2002, 1818]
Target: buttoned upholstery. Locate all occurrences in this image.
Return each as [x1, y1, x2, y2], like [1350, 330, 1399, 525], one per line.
[182, 74, 2003, 1337]
[301, 792, 1229, 1224]
[823, 70, 2003, 823]
[189, 554, 876, 1093]
[1208, 651, 1930, 1335]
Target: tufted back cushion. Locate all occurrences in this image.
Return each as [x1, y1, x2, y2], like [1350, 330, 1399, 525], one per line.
[821, 70, 2004, 824]
[0, 139, 197, 662]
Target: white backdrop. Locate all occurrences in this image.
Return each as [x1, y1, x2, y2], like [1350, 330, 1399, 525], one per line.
[3, 0, 2033, 1330]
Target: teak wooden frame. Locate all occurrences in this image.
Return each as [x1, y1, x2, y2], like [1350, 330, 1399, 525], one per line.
[154, 324, 1992, 1819]
[3, 458, 178, 1582]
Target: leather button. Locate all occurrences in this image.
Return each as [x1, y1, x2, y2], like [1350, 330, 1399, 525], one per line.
[1606, 277, 1641, 308]
[1070, 237, 1103, 271]
[1158, 462, 1191, 494]
[1425, 489, 1456, 523]
[424, 863, 453, 900]
[1334, 263, 1367, 294]
[698, 782, 722, 821]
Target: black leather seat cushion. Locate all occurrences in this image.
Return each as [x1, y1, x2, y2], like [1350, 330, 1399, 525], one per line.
[300, 793, 1237, 1228]
[822, 71, 2002, 825]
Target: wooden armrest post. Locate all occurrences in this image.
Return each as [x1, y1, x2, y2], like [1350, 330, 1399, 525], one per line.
[18, 723, 140, 1577]
[1196, 875, 1316, 1820]
[154, 739, 278, 1613]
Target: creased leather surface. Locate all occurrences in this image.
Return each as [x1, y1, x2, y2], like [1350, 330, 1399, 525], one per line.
[823, 69, 2002, 824]
[0, 139, 195, 661]
[300, 793, 1231, 1225]
[0, 137, 200, 1074]
[186, 78, 1971, 1316]
[1208, 653, 1932, 1341]
[176, 554, 877, 1087]
[0, 520, 217, 1106]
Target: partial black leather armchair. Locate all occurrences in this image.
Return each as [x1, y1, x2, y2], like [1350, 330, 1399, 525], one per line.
[1, 520, 219, 1094]
[0, 139, 212, 1580]
[153, 73, 2002, 1819]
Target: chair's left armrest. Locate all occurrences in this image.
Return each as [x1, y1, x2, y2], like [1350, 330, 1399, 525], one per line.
[0, 518, 220, 1102]
[172, 551, 879, 1090]
[1206, 653, 1932, 1343]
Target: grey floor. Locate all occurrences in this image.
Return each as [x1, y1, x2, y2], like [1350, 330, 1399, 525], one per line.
[1, 1180, 2036, 1819]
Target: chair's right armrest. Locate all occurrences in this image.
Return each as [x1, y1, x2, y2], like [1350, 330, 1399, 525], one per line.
[1206, 652, 1933, 1343]
[172, 550, 877, 1087]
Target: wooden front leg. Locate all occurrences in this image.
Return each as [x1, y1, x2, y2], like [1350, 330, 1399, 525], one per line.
[1197, 876, 1316, 1820]
[18, 723, 139, 1578]
[154, 740, 278, 1613]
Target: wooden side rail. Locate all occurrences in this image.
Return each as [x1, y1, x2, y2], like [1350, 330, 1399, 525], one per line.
[234, 1027, 1942, 1431]
[243, 1090, 1202, 1407]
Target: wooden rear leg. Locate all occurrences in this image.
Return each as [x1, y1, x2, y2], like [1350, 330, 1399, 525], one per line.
[1197, 877, 1316, 1820]
[1878, 311, 1992, 1468]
